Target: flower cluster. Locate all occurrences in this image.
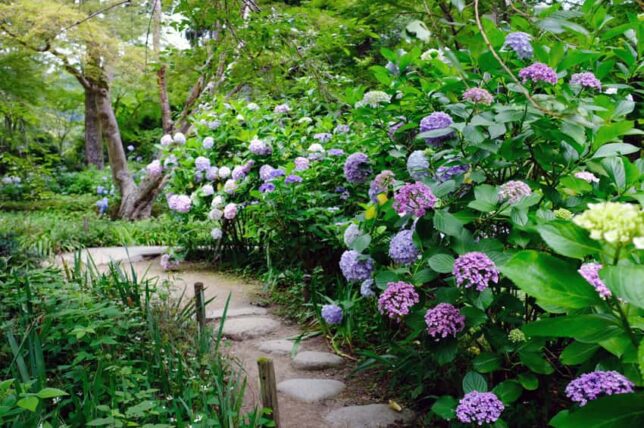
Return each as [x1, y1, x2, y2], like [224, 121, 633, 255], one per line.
[565, 371, 634, 406]
[146, 160, 163, 176]
[573, 202, 644, 246]
[259, 165, 285, 182]
[360, 279, 375, 298]
[343, 223, 361, 247]
[570, 72, 601, 90]
[407, 150, 429, 180]
[202, 136, 214, 149]
[334, 124, 350, 134]
[419, 112, 454, 145]
[453, 252, 499, 291]
[344, 153, 372, 184]
[436, 164, 469, 182]
[321, 304, 343, 325]
[313, 132, 332, 143]
[574, 171, 599, 183]
[274, 103, 290, 114]
[519, 63, 558, 85]
[249, 137, 272, 156]
[259, 182, 275, 193]
[420, 48, 447, 62]
[368, 170, 395, 202]
[294, 156, 310, 171]
[96, 197, 109, 215]
[388, 230, 420, 265]
[210, 228, 223, 240]
[285, 174, 302, 184]
[462, 88, 494, 105]
[503, 32, 533, 59]
[393, 182, 437, 217]
[160, 253, 179, 271]
[195, 156, 211, 172]
[223, 203, 238, 220]
[498, 180, 531, 204]
[355, 90, 391, 108]
[578, 262, 611, 299]
[339, 250, 374, 282]
[377, 281, 420, 320]
[168, 194, 191, 213]
[424, 303, 465, 339]
[456, 391, 505, 425]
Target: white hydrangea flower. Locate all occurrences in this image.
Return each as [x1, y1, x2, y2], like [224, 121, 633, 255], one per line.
[218, 166, 231, 179]
[173, 132, 186, 144]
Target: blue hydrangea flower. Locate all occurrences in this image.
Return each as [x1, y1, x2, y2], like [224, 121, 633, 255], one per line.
[503, 32, 533, 59]
[321, 304, 343, 325]
[389, 230, 420, 265]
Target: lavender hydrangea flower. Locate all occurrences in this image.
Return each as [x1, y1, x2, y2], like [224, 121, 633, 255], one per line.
[343, 224, 361, 247]
[203, 136, 214, 149]
[232, 165, 247, 181]
[168, 194, 191, 213]
[223, 203, 238, 220]
[173, 132, 186, 144]
[389, 230, 420, 265]
[578, 262, 611, 299]
[344, 152, 372, 184]
[208, 120, 221, 130]
[201, 184, 215, 196]
[565, 371, 634, 406]
[259, 182, 275, 193]
[285, 175, 302, 184]
[96, 197, 109, 215]
[385, 61, 399, 75]
[307, 143, 325, 160]
[503, 32, 533, 59]
[570, 72, 601, 91]
[223, 179, 237, 194]
[368, 170, 395, 202]
[274, 103, 290, 114]
[575, 171, 599, 183]
[360, 279, 375, 298]
[259, 165, 276, 181]
[314, 132, 332, 143]
[393, 182, 437, 217]
[462, 88, 494, 105]
[210, 228, 223, 240]
[456, 391, 505, 425]
[435, 164, 469, 182]
[321, 304, 343, 325]
[249, 137, 272, 156]
[378, 281, 420, 320]
[388, 121, 405, 139]
[334, 124, 350, 134]
[195, 156, 211, 172]
[407, 150, 430, 180]
[336, 186, 350, 200]
[498, 180, 532, 204]
[160, 134, 173, 146]
[294, 157, 310, 171]
[206, 166, 219, 181]
[328, 148, 344, 156]
[146, 160, 163, 177]
[160, 254, 179, 271]
[419, 112, 454, 145]
[453, 252, 499, 291]
[194, 171, 203, 183]
[519, 63, 558, 85]
[424, 303, 465, 339]
[218, 166, 231, 179]
[127, 145, 134, 152]
[339, 250, 374, 282]
[209, 208, 223, 221]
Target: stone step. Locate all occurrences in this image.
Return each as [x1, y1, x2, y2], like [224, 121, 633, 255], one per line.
[292, 351, 343, 371]
[219, 316, 280, 341]
[325, 404, 415, 428]
[258, 339, 300, 356]
[277, 378, 346, 403]
[208, 306, 268, 320]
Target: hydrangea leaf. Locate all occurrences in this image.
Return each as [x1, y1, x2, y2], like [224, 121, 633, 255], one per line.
[431, 395, 457, 420]
[462, 371, 487, 393]
[560, 342, 599, 365]
[522, 314, 621, 343]
[550, 392, 644, 428]
[537, 221, 601, 259]
[492, 380, 522, 404]
[600, 265, 644, 309]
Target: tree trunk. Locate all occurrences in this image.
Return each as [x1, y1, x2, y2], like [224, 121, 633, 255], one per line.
[153, 0, 173, 134]
[84, 88, 104, 168]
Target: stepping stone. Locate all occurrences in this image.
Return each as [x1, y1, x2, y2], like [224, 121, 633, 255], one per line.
[325, 404, 415, 428]
[277, 378, 345, 403]
[208, 306, 268, 320]
[258, 339, 299, 356]
[220, 317, 280, 341]
[292, 351, 343, 370]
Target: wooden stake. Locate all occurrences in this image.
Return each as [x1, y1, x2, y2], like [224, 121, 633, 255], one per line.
[194, 282, 206, 331]
[257, 357, 280, 427]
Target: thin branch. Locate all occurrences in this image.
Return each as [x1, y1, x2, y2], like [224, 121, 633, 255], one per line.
[62, 0, 132, 33]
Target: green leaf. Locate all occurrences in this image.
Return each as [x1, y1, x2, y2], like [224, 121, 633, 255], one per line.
[500, 251, 601, 310]
[522, 314, 621, 343]
[17, 396, 39, 412]
[601, 265, 644, 309]
[492, 380, 522, 404]
[36, 388, 68, 399]
[428, 254, 455, 273]
[560, 342, 599, 365]
[537, 222, 601, 259]
[592, 143, 640, 158]
[468, 184, 498, 212]
[519, 351, 554, 374]
[550, 392, 644, 428]
[462, 371, 487, 393]
[350, 234, 371, 253]
[431, 395, 457, 420]
[593, 121, 634, 148]
[638, 341, 644, 379]
[473, 352, 502, 373]
[433, 210, 464, 237]
[517, 372, 539, 390]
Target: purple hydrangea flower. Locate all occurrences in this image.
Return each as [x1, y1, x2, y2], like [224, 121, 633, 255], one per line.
[201, 184, 215, 196]
[259, 182, 276, 193]
[194, 171, 203, 183]
[96, 197, 109, 215]
[453, 252, 499, 291]
[160, 253, 179, 271]
[249, 137, 272, 156]
[565, 371, 634, 406]
[519, 63, 558, 85]
[424, 303, 465, 339]
[314, 132, 332, 143]
[463, 88, 494, 105]
[328, 148, 344, 156]
[343, 223, 361, 247]
[435, 164, 469, 182]
[232, 165, 249, 181]
[321, 304, 343, 325]
[344, 152, 372, 184]
[294, 157, 310, 171]
[168, 194, 191, 213]
[378, 281, 420, 320]
[195, 156, 211, 172]
[419, 112, 454, 145]
[203, 137, 214, 149]
[575, 171, 599, 183]
[334, 124, 350, 134]
[223, 203, 238, 220]
[285, 174, 302, 184]
[407, 150, 429, 180]
[206, 166, 219, 181]
[388, 121, 405, 139]
[570, 72, 601, 91]
[339, 250, 374, 282]
[336, 186, 350, 200]
[385, 61, 399, 75]
[393, 182, 437, 217]
[503, 32, 533, 59]
[360, 279, 375, 298]
[456, 391, 505, 425]
[146, 160, 163, 177]
[389, 230, 420, 265]
[498, 180, 531, 204]
[259, 165, 275, 181]
[368, 170, 395, 202]
[274, 103, 290, 114]
[578, 262, 611, 299]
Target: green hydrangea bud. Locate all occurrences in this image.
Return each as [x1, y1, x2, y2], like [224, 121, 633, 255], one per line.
[508, 329, 526, 343]
[467, 346, 481, 356]
[554, 208, 573, 220]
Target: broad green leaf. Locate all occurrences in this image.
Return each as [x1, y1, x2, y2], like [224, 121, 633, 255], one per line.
[519, 351, 554, 374]
[592, 143, 640, 158]
[638, 341, 644, 379]
[431, 395, 457, 420]
[463, 371, 487, 393]
[522, 314, 621, 343]
[550, 392, 644, 428]
[560, 342, 599, 365]
[36, 388, 68, 399]
[428, 253, 455, 273]
[593, 120, 634, 148]
[492, 380, 522, 404]
[517, 372, 539, 390]
[350, 234, 371, 253]
[601, 265, 644, 309]
[17, 396, 39, 412]
[500, 251, 601, 309]
[433, 210, 464, 237]
[537, 222, 601, 259]
[473, 352, 501, 373]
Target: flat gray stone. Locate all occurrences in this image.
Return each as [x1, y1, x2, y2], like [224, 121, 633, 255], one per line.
[56, 246, 168, 267]
[277, 378, 345, 403]
[220, 317, 280, 341]
[325, 404, 415, 428]
[258, 339, 299, 356]
[292, 351, 343, 370]
[208, 307, 268, 320]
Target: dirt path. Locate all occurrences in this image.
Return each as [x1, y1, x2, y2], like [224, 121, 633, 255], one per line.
[57, 247, 415, 428]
